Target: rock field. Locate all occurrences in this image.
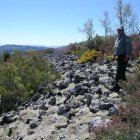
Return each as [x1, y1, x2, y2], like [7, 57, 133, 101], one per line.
[0, 53, 138, 140]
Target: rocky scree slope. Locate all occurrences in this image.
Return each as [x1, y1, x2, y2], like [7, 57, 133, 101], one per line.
[0, 53, 137, 140]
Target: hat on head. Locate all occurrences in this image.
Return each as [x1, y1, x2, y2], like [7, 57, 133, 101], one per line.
[117, 25, 124, 30]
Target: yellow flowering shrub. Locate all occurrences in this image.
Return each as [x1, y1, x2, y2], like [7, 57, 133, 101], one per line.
[104, 54, 118, 60]
[68, 50, 81, 55]
[138, 57, 140, 61]
[77, 49, 101, 64]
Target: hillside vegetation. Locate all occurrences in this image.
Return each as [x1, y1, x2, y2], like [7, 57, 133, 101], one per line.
[0, 52, 61, 113]
[0, 32, 140, 139]
[54, 33, 140, 62]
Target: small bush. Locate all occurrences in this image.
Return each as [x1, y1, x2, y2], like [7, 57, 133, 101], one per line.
[77, 47, 88, 56]
[1, 50, 11, 61]
[12, 48, 21, 57]
[77, 49, 101, 64]
[45, 48, 54, 54]
[85, 40, 95, 50]
[92, 35, 105, 50]
[82, 35, 105, 51]
[24, 47, 36, 53]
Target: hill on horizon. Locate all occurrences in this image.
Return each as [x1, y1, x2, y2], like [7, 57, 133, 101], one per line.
[0, 44, 62, 57]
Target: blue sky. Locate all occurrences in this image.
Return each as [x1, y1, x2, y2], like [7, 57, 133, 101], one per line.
[0, 0, 139, 47]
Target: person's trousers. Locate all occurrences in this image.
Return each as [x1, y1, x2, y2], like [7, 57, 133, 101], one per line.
[113, 55, 128, 88]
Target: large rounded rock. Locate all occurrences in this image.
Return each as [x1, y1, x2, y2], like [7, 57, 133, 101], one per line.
[58, 81, 69, 90]
[48, 97, 56, 105]
[57, 105, 71, 115]
[25, 119, 33, 124]
[32, 93, 40, 102]
[27, 130, 35, 135]
[109, 106, 118, 115]
[29, 123, 38, 129]
[75, 84, 89, 96]
[33, 105, 38, 110]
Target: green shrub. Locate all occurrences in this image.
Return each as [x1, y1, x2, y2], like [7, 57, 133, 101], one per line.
[0, 53, 61, 112]
[1, 50, 11, 61]
[84, 35, 105, 51]
[45, 48, 54, 54]
[77, 49, 101, 64]
[78, 47, 88, 56]
[12, 48, 20, 57]
[85, 40, 95, 50]
[24, 48, 36, 53]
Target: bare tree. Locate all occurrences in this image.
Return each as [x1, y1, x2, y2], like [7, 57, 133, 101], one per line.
[100, 11, 112, 45]
[114, 0, 132, 32]
[129, 12, 139, 35]
[77, 18, 95, 41]
[115, 0, 123, 24]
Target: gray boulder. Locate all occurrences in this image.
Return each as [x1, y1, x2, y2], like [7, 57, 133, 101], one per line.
[29, 123, 38, 129]
[32, 93, 40, 102]
[57, 105, 71, 115]
[48, 97, 56, 105]
[75, 84, 89, 96]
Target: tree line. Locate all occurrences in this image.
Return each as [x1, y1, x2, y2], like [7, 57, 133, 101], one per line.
[78, 0, 139, 42]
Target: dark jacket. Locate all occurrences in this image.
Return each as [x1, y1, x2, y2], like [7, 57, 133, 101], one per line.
[114, 33, 132, 55]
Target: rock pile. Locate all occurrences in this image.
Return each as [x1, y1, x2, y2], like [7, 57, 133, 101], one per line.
[0, 53, 137, 140]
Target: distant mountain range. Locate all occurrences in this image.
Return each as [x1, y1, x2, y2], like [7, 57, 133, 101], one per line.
[0, 44, 62, 57]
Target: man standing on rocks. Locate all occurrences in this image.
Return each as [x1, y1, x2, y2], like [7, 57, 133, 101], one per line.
[111, 25, 132, 92]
